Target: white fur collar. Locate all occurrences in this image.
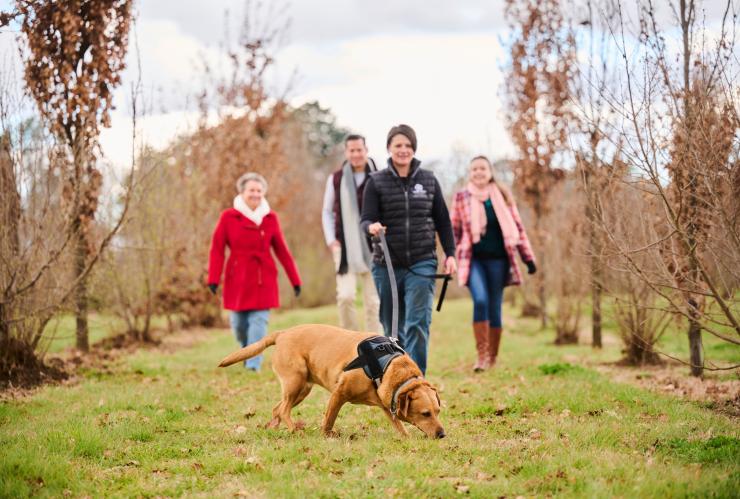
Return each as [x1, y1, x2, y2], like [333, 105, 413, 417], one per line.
[233, 195, 271, 225]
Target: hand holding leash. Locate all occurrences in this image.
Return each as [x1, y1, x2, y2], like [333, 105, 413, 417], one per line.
[368, 222, 386, 236]
[443, 256, 457, 275]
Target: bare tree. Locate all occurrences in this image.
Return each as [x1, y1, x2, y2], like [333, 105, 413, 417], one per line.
[14, 0, 133, 351]
[586, 0, 739, 375]
[571, 0, 623, 348]
[503, 0, 575, 333]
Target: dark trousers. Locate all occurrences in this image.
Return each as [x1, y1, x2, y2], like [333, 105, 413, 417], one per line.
[468, 258, 509, 327]
[371, 259, 437, 375]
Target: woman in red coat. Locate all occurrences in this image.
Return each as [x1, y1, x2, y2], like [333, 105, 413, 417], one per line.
[208, 172, 302, 371]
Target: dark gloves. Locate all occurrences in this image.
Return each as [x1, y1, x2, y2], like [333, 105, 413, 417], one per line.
[293, 285, 301, 297]
[208, 283, 218, 295]
[525, 261, 537, 275]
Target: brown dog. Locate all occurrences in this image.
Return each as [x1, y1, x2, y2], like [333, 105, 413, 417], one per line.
[218, 324, 445, 438]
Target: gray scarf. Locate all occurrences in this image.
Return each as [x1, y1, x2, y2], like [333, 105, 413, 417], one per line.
[340, 162, 373, 273]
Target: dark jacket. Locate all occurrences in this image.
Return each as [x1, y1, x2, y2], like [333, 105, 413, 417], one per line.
[332, 159, 377, 274]
[360, 158, 455, 267]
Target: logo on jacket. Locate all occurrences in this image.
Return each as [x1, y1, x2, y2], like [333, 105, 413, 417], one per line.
[411, 183, 427, 197]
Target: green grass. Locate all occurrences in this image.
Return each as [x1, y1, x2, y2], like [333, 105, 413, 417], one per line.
[1, 299, 738, 497]
[43, 314, 172, 353]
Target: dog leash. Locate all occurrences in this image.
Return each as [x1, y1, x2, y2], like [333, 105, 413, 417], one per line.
[378, 230, 400, 340]
[377, 230, 452, 342]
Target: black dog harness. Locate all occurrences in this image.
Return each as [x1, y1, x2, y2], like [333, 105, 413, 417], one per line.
[343, 335, 405, 387]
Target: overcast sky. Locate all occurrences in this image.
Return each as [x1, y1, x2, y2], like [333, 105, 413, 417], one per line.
[101, 0, 515, 168]
[0, 0, 732, 171]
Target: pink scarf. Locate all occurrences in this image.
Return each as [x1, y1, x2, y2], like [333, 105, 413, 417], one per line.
[467, 182, 519, 247]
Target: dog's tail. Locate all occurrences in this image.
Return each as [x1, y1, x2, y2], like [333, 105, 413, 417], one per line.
[218, 330, 282, 367]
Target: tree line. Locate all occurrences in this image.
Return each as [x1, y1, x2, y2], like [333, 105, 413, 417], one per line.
[1, 0, 737, 385]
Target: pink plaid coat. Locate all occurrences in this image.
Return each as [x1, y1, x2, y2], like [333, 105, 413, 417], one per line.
[450, 189, 536, 287]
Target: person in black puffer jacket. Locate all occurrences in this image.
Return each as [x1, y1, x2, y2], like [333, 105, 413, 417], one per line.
[360, 124, 457, 375]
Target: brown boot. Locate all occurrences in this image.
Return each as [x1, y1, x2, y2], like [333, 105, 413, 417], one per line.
[488, 327, 502, 366]
[473, 321, 490, 372]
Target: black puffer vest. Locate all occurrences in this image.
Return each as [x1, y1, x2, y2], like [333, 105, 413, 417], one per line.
[370, 158, 437, 267]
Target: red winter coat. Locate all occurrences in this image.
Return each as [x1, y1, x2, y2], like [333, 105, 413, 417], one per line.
[208, 208, 301, 311]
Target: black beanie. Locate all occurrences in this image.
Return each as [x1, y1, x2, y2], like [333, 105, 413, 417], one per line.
[386, 124, 417, 152]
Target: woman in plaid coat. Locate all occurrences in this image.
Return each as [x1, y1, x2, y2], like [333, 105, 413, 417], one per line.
[450, 156, 536, 371]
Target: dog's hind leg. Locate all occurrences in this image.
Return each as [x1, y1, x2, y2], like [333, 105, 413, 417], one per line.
[275, 374, 309, 432]
[291, 383, 314, 430]
[266, 381, 311, 430]
[266, 401, 283, 429]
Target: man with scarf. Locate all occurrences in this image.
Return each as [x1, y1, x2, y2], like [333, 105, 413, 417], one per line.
[321, 134, 381, 332]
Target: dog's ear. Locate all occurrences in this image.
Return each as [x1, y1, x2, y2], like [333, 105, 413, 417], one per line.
[400, 388, 414, 419]
[420, 380, 441, 408]
[430, 385, 441, 408]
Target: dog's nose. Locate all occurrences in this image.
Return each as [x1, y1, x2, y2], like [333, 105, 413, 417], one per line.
[436, 429, 446, 439]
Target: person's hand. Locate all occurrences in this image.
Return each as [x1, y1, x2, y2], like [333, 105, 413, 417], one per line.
[208, 283, 218, 295]
[368, 222, 386, 236]
[525, 260, 537, 275]
[293, 285, 301, 297]
[444, 256, 457, 275]
[329, 240, 341, 251]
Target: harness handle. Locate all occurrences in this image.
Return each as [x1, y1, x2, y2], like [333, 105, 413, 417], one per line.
[377, 230, 452, 317]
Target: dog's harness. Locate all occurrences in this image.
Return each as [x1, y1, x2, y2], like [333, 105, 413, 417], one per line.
[343, 337, 423, 420]
[343, 335, 405, 388]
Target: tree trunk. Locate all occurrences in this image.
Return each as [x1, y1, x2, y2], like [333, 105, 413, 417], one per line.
[687, 297, 703, 376]
[0, 303, 9, 346]
[74, 221, 89, 352]
[0, 135, 20, 346]
[591, 273, 602, 348]
[538, 254, 547, 329]
[588, 195, 602, 349]
[533, 208, 547, 329]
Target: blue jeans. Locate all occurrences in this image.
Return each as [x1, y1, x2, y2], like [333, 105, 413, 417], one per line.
[468, 258, 509, 327]
[230, 310, 270, 370]
[372, 259, 436, 375]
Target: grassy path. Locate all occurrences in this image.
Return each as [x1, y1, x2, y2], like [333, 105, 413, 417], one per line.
[1, 299, 738, 497]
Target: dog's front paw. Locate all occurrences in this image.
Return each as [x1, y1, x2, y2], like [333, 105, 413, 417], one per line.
[293, 420, 306, 431]
[323, 429, 341, 438]
[264, 417, 280, 429]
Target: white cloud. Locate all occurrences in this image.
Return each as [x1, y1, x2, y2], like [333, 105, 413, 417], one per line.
[100, 20, 515, 169]
[99, 109, 201, 169]
[278, 32, 514, 162]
